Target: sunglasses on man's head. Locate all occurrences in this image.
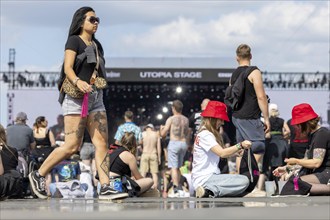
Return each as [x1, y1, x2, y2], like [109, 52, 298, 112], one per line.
[88, 16, 100, 24]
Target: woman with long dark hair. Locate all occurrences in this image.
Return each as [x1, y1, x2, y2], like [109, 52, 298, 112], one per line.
[29, 6, 126, 200]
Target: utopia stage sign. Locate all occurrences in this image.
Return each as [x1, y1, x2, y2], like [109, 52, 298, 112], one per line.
[105, 68, 234, 82]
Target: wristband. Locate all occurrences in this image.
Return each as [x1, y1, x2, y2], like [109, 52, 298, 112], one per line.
[73, 77, 80, 86]
[235, 142, 242, 150]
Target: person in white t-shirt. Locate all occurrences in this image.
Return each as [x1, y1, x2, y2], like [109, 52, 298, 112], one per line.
[192, 101, 252, 198]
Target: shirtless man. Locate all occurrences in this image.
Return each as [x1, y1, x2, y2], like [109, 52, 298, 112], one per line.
[160, 100, 190, 197]
[140, 124, 161, 189]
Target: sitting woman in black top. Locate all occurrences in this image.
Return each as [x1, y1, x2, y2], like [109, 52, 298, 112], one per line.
[273, 103, 330, 195]
[110, 132, 153, 196]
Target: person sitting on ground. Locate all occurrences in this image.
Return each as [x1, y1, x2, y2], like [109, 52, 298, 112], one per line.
[0, 124, 23, 199]
[192, 101, 252, 198]
[33, 116, 56, 148]
[273, 103, 330, 195]
[110, 132, 153, 197]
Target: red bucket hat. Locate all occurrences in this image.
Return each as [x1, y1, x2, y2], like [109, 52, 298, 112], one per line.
[291, 103, 318, 125]
[201, 101, 229, 121]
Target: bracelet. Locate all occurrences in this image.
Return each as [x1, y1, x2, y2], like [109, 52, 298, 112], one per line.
[235, 142, 242, 150]
[73, 77, 80, 86]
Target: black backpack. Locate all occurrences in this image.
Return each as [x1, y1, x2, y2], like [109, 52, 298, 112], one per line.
[239, 149, 260, 192]
[224, 66, 257, 110]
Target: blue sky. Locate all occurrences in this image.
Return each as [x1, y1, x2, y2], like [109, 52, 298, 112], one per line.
[1, 0, 329, 73]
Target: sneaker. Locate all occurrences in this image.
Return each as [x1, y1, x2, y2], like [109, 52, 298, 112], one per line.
[167, 191, 180, 198]
[98, 184, 129, 200]
[195, 186, 214, 198]
[28, 171, 48, 199]
[178, 190, 190, 198]
[167, 186, 180, 198]
[244, 188, 267, 197]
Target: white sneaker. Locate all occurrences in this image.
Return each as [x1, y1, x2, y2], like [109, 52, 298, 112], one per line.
[178, 190, 190, 198]
[167, 191, 180, 198]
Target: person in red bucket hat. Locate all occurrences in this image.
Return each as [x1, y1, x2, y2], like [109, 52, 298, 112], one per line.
[273, 103, 330, 195]
[290, 103, 319, 125]
[191, 101, 253, 198]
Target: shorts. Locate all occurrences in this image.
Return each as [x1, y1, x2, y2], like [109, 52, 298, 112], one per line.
[314, 168, 330, 184]
[140, 153, 159, 174]
[232, 117, 265, 154]
[61, 90, 105, 116]
[80, 142, 95, 160]
[167, 140, 188, 168]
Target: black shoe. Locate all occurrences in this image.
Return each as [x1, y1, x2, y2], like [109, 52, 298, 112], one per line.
[28, 171, 48, 199]
[99, 184, 129, 200]
[195, 186, 214, 198]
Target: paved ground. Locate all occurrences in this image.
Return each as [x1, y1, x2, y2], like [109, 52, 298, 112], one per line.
[0, 196, 329, 220]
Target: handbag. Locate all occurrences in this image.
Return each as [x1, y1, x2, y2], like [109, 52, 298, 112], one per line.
[121, 175, 141, 197]
[239, 148, 260, 192]
[91, 42, 107, 89]
[279, 175, 312, 196]
[61, 77, 84, 99]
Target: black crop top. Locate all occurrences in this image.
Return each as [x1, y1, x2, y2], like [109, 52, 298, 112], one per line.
[65, 35, 105, 83]
[109, 145, 131, 177]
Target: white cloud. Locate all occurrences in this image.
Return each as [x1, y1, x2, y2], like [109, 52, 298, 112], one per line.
[123, 17, 204, 50]
[1, 1, 329, 72]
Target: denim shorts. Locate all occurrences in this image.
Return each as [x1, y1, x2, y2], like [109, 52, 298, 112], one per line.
[232, 117, 266, 154]
[62, 90, 105, 116]
[314, 168, 330, 184]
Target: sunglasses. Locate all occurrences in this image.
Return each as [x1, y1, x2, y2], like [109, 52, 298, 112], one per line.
[88, 16, 100, 24]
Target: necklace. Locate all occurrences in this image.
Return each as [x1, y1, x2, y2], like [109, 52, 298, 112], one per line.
[79, 36, 92, 46]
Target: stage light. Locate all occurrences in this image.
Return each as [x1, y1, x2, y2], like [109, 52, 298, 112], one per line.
[156, 95, 160, 99]
[162, 107, 168, 113]
[176, 86, 182, 93]
[157, 114, 163, 120]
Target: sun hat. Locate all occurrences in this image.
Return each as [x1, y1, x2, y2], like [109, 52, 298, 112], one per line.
[291, 103, 318, 125]
[201, 101, 229, 121]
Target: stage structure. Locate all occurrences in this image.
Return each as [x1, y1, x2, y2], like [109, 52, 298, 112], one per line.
[103, 67, 235, 143]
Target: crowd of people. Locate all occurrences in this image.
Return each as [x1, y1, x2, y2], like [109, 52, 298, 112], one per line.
[1, 6, 329, 200]
[1, 99, 329, 200]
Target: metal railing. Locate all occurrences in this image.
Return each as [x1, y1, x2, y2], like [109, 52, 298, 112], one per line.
[0, 71, 329, 91]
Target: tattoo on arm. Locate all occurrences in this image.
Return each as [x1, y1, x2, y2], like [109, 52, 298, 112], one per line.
[313, 148, 326, 160]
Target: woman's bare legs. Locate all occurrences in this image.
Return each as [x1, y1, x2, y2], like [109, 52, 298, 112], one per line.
[38, 115, 86, 176]
[87, 111, 109, 185]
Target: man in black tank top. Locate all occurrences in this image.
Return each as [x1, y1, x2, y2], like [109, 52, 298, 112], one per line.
[230, 44, 270, 193]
